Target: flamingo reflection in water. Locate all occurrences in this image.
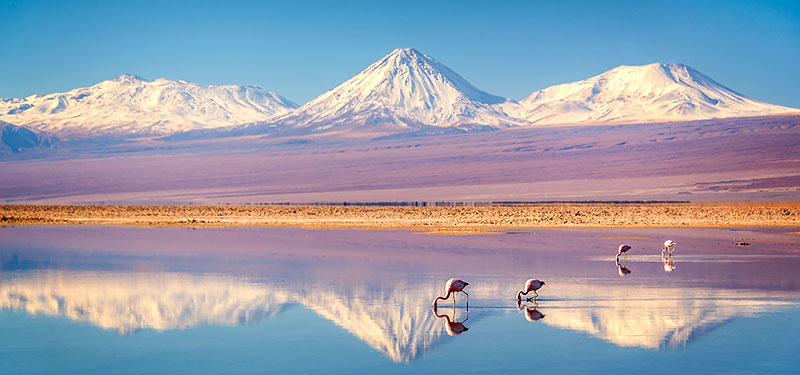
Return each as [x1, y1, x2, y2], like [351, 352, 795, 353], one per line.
[432, 307, 469, 336]
[616, 258, 632, 277]
[431, 278, 469, 308]
[516, 300, 546, 322]
[516, 279, 545, 302]
[662, 244, 676, 272]
[662, 254, 676, 272]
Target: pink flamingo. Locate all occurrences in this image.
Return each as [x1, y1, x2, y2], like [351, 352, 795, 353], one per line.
[432, 278, 469, 308]
[516, 279, 545, 301]
[616, 244, 631, 262]
[662, 240, 676, 258]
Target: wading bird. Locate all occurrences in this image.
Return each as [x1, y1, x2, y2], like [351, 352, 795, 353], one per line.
[663, 240, 676, 257]
[616, 244, 631, 262]
[432, 278, 469, 308]
[516, 279, 545, 301]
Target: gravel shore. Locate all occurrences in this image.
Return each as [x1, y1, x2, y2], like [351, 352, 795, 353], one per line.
[2, 203, 798, 231]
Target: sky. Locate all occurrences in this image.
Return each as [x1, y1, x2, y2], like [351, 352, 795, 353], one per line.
[1, 0, 799, 107]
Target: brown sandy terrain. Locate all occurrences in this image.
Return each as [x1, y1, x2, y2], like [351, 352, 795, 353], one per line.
[2, 203, 798, 231]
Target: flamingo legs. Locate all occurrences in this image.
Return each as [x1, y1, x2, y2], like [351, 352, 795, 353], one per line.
[449, 291, 469, 309]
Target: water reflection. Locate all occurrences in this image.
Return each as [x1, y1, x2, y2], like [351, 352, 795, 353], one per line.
[663, 254, 676, 272]
[2, 269, 796, 359]
[2, 226, 800, 368]
[616, 258, 632, 277]
[0, 271, 462, 363]
[0, 271, 292, 333]
[516, 300, 545, 322]
[538, 283, 796, 349]
[432, 307, 469, 336]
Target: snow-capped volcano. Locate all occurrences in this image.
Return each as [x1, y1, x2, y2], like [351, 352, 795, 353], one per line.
[518, 63, 796, 125]
[0, 74, 298, 137]
[274, 48, 522, 133]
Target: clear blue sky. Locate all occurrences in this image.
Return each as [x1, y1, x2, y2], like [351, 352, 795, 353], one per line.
[1, 0, 798, 107]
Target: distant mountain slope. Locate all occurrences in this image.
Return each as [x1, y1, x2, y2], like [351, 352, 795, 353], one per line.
[0, 121, 57, 154]
[0, 74, 298, 137]
[518, 63, 796, 125]
[272, 48, 523, 135]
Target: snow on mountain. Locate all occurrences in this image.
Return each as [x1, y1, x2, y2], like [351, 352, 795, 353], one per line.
[0, 74, 298, 137]
[2, 58, 796, 141]
[518, 63, 797, 125]
[273, 48, 523, 134]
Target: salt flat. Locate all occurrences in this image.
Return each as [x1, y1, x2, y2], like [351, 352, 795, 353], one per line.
[1, 115, 798, 204]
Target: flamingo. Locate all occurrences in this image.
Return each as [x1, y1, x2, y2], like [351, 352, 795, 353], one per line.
[433, 307, 469, 336]
[662, 240, 676, 258]
[432, 278, 469, 308]
[516, 300, 546, 322]
[516, 279, 545, 301]
[616, 244, 631, 262]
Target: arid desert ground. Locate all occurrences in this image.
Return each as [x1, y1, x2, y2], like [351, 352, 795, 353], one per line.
[3, 203, 798, 231]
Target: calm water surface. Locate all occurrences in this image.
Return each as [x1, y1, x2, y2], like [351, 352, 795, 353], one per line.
[1, 226, 799, 374]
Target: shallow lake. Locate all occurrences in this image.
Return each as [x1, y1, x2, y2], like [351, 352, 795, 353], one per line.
[1, 226, 799, 374]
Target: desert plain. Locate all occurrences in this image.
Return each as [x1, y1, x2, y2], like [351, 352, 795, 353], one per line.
[2, 203, 798, 232]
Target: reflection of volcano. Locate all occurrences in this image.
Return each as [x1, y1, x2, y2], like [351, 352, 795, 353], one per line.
[539, 283, 797, 349]
[294, 282, 448, 362]
[0, 271, 480, 363]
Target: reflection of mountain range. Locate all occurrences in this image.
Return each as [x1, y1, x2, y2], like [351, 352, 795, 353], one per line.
[0, 271, 292, 333]
[1, 271, 797, 360]
[538, 283, 796, 349]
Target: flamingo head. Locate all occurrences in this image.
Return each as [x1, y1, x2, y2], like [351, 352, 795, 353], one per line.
[664, 240, 675, 248]
[540, 281, 545, 285]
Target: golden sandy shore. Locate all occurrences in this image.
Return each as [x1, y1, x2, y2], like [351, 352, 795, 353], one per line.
[1, 204, 799, 232]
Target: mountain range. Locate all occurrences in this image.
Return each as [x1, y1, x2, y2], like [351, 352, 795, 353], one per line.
[0, 74, 297, 137]
[0, 48, 795, 139]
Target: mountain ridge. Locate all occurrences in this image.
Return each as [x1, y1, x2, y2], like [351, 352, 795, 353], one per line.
[1, 51, 797, 140]
[269, 48, 524, 136]
[517, 62, 795, 125]
[0, 74, 298, 137]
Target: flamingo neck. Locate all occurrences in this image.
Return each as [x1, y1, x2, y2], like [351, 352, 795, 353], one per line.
[517, 290, 526, 300]
[432, 291, 452, 306]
